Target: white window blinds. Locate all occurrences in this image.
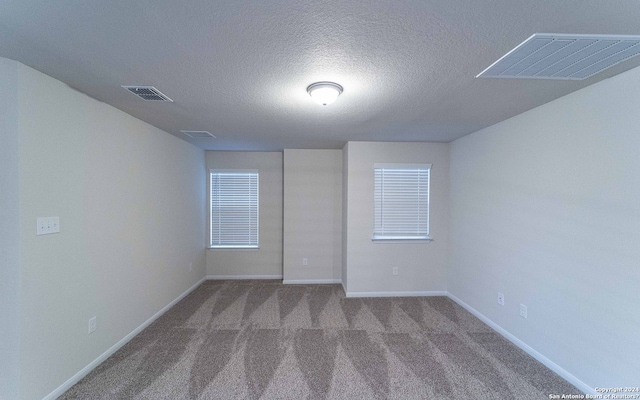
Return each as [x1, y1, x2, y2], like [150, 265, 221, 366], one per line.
[374, 164, 431, 240]
[210, 170, 259, 248]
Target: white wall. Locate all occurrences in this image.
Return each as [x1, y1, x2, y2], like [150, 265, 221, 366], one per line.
[206, 151, 283, 278]
[344, 142, 450, 295]
[0, 58, 21, 400]
[449, 66, 640, 388]
[341, 143, 349, 290]
[11, 59, 206, 400]
[283, 149, 342, 283]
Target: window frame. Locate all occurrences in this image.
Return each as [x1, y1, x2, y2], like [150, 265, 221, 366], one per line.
[372, 163, 432, 243]
[209, 169, 259, 249]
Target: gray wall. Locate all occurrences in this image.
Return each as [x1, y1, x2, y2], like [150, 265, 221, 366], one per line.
[0, 57, 21, 400]
[206, 151, 283, 278]
[10, 59, 206, 400]
[283, 149, 342, 282]
[449, 64, 640, 388]
[343, 142, 450, 295]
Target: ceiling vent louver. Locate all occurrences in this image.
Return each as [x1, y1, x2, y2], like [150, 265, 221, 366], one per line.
[477, 33, 640, 80]
[122, 85, 173, 101]
[180, 130, 216, 139]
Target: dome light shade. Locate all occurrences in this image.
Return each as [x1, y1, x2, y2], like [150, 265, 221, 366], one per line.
[307, 82, 343, 105]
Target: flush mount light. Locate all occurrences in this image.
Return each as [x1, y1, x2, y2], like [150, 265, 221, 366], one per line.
[307, 82, 343, 105]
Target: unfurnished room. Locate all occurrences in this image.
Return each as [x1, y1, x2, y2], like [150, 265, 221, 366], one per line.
[1, 1, 639, 399]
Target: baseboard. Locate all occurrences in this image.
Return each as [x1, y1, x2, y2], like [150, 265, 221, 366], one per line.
[345, 290, 447, 298]
[446, 292, 595, 395]
[283, 279, 342, 284]
[206, 274, 283, 280]
[43, 277, 206, 400]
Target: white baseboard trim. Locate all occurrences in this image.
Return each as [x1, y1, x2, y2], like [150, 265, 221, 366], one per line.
[447, 292, 595, 395]
[206, 274, 282, 280]
[43, 277, 206, 400]
[283, 279, 342, 285]
[346, 290, 447, 298]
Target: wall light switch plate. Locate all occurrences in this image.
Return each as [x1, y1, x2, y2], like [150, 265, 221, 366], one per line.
[37, 216, 60, 235]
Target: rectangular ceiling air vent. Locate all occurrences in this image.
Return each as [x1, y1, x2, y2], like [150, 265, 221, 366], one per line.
[122, 85, 173, 101]
[477, 33, 640, 80]
[180, 130, 216, 139]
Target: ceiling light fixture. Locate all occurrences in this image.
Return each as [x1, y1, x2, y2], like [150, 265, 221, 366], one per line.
[307, 82, 343, 105]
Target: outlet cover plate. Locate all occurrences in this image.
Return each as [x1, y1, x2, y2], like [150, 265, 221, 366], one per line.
[88, 317, 97, 334]
[520, 304, 528, 319]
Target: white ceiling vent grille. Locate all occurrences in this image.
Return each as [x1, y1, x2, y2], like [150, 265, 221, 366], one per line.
[477, 33, 640, 80]
[122, 86, 173, 101]
[180, 130, 216, 139]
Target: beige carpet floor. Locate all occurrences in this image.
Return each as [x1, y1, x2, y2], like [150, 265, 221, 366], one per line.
[61, 280, 582, 399]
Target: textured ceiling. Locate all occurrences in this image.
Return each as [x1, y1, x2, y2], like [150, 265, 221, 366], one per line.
[2, 0, 640, 150]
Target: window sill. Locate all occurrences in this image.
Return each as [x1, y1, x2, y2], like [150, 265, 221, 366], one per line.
[208, 246, 260, 251]
[372, 237, 432, 243]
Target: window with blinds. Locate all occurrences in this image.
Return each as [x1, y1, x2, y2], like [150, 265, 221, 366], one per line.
[210, 170, 259, 248]
[373, 163, 431, 240]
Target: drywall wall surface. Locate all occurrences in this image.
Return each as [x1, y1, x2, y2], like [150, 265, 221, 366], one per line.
[0, 57, 21, 400]
[344, 142, 449, 294]
[342, 143, 349, 290]
[283, 149, 342, 282]
[17, 61, 206, 400]
[205, 151, 283, 277]
[449, 65, 640, 388]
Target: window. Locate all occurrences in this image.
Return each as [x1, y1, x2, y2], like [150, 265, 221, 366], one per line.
[373, 163, 431, 241]
[210, 170, 259, 248]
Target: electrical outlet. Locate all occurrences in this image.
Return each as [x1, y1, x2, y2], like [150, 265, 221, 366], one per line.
[498, 292, 505, 306]
[392, 267, 399, 276]
[519, 304, 528, 319]
[88, 317, 97, 334]
[302, 258, 308, 266]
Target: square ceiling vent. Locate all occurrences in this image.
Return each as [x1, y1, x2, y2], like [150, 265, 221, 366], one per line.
[180, 130, 216, 139]
[477, 33, 640, 80]
[122, 85, 173, 101]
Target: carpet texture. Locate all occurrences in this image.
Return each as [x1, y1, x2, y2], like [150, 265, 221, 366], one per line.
[61, 280, 582, 399]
